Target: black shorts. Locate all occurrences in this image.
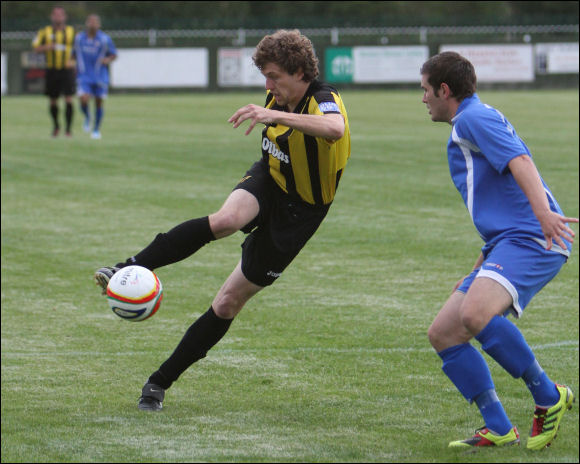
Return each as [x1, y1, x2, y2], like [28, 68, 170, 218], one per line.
[233, 160, 331, 287]
[45, 68, 76, 98]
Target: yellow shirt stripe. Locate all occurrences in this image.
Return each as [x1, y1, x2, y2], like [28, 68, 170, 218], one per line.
[32, 25, 75, 70]
[261, 81, 351, 205]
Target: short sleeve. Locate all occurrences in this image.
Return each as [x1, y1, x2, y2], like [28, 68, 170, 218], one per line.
[457, 108, 530, 174]
[312, 86, 342, 115]
[32, 28, 45, 48]
[106, 35, 118, 56]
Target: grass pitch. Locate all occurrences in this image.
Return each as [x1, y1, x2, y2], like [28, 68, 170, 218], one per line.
[1, 89, 578, 463]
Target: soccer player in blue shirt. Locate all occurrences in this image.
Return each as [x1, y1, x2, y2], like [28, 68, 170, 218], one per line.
[420, 52, 577, 450]
[71, 14, 117, 139]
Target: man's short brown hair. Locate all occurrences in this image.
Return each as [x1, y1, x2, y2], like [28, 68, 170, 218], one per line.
[420, 51, 477, 101]
[253, 29, 319, 82]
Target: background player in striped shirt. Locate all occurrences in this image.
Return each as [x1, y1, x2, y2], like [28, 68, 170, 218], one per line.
[32, 6, 75, 137]
[71, 14, 117, 139]
[421, 51, 577, 450]
[94, 30, 350, 411]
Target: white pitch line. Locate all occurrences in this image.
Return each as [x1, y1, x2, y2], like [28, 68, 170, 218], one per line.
[2, 340, 578, 358]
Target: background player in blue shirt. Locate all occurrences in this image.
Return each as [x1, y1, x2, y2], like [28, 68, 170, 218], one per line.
[420, 51, 577, 450]
[72, 14, 117, 139]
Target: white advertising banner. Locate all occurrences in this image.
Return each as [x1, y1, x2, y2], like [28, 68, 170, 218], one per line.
[352, 46, 429, 83]
[1, 53, 7, 95]
[439, 44, 534, 82]
[535, 43, 579, 74]
[111, 48, 209, 88]
[218, 48, 265, 87]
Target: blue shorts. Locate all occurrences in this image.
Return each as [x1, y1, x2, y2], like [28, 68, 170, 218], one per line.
[77, 80, 108, 98]
[457, 238, 567, 318]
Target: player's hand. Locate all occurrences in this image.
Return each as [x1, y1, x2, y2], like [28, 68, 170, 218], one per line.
[537, 210, 578, 250]
[35, 44, 55, 52]
[228, 104, 275, 136]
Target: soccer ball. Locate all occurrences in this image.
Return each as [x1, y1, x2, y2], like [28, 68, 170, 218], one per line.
[106, 265, 163, 321]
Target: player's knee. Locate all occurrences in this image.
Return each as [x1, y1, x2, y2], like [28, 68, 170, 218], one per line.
[210, 210, 244, 237]
[213, 292, 244, 319]
[460, 308, 485, 335]
[427, 322, 445, 349]
[428, 315, 474, 351]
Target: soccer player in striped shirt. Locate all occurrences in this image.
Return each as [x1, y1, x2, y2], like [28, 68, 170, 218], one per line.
[421, 51, 577, 450]
[32, 6, 75, 137]
[94, 30, 350, 411]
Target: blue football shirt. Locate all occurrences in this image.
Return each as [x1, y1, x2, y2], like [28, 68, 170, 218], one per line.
[447, 93, 570, 256]
[73, 30, 117, 85]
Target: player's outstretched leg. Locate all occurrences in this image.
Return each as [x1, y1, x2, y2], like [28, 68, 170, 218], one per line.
[93, 216, 216, 294]
[93, 189, 259, 294]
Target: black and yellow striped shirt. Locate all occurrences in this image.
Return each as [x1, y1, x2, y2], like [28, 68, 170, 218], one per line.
[32, 25, 75, 70]
[261, 80, 351, 205]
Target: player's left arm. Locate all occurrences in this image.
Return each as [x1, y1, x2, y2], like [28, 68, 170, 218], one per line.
[101, 35, 117, 65]
[229, 104, 345, 140]
[509, 154, 578, 250]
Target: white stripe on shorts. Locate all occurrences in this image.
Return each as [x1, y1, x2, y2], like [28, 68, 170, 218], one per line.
[477, 268, 522, 318]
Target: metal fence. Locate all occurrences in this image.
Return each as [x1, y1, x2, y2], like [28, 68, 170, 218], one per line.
[2, 24, 578, 94]
[2, 23, 579, 47]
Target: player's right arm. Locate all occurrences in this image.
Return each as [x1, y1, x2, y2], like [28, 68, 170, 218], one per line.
[32, 28, 53, 53]
[228, 104, 345, 139]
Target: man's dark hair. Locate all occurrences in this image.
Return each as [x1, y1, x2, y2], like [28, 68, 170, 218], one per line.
[420, 51, 477, 101]
[253, 29, 319, 82]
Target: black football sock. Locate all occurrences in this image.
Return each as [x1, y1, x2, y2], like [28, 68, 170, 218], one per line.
[65, 102, 73, 133]
[50, 104, 59, 130]
[124, 216, 216, 270]
[148, 306, 233, 389]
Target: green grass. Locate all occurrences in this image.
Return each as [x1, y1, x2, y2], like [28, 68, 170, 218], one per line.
[1, 89, 578, 463]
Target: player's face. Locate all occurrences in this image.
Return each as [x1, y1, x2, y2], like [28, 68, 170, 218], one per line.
[421, 74, 450, 123]
[86, 15, 101, 33]
[51, 8, 67, 27]
[261, 62, 307, 111]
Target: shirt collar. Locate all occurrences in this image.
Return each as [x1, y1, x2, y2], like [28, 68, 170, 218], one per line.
[451, 93, 480, 124]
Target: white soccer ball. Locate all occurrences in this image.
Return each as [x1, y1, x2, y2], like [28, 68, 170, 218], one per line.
[106, 265, 163, 321]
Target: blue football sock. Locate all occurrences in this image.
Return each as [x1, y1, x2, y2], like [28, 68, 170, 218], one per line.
[438, 343, 494, 402]
[475, 315, 535, 379]
[438, 343, 513, 434]
[95, 107, 103, 131]
[81, 103, 89, 120]
[474, 389, 513, 436]
[475, 315, 559, 407]
[521, 359, 560, 407]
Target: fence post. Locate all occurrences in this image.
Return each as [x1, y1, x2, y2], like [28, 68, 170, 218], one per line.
[420, 26, 427, 44]
[331, 27, 339, 45]
[148, 28, 157, 46]
[234, 28, 246, 46]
